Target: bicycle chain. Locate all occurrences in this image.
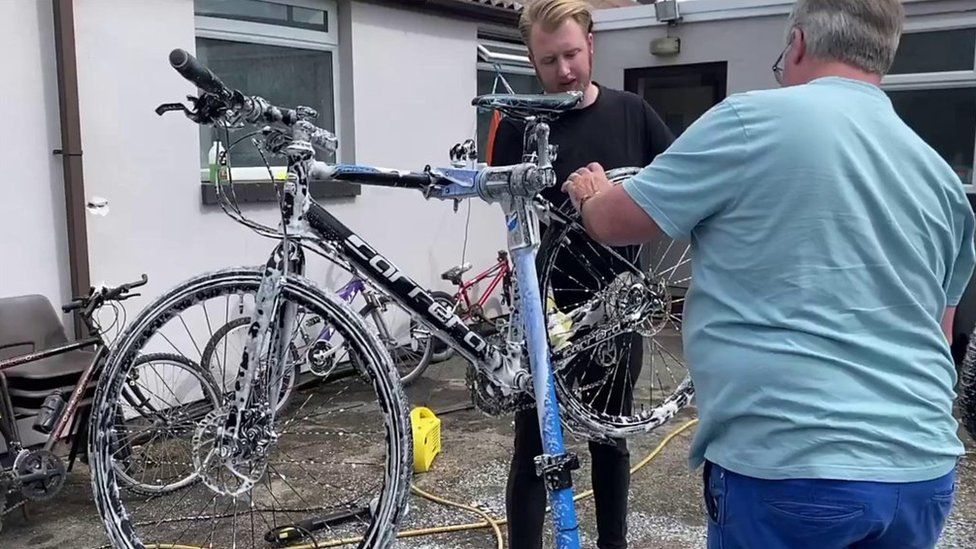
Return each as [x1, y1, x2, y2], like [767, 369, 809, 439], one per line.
[1, 498, 25, 519]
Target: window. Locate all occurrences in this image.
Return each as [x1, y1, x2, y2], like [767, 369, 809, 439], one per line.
[476, 39, 543, 162]
[194, 0, 339, 181]
[889, 87, 976, 186]
[883, 24, 976, 188]
[196, 0, 329, 31]
[889, 28, 976, 75]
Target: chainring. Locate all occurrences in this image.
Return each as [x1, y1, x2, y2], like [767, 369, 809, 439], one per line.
[465, 364, 533, 416]
[465, 328, 533, 416]
[307, 339, 341, 377]
[16, 449, 66, 501]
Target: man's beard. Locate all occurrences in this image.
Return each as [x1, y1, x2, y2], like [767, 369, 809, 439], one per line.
[553, 52, 593, 94]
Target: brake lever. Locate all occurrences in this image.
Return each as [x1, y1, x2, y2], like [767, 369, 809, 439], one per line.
[155, 102, 191, 116]
[156, 94, 230, 125]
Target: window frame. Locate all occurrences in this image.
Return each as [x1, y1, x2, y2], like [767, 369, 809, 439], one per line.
[194, 0, 342, 182]
[881, 16, 976, 192]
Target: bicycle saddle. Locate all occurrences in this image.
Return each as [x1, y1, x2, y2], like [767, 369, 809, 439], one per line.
[440, 263, 473, 285]
[471, 92, 582, 120]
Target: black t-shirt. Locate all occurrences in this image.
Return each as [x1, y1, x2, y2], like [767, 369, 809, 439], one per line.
[490, 83, 674, 209]
[491, 84, 674, 363]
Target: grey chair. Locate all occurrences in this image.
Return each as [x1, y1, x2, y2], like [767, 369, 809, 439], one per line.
[0, 295, 95, 443]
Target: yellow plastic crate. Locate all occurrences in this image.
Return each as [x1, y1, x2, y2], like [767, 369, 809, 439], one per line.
[411, 406, 441, 473]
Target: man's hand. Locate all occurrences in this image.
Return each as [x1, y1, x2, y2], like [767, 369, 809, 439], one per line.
[561, 162, 613, 213]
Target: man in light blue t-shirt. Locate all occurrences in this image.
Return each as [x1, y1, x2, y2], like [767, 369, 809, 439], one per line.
[562, 0, 975, 547]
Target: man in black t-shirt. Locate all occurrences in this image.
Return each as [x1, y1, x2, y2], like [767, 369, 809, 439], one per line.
[490, 2, 673, 548]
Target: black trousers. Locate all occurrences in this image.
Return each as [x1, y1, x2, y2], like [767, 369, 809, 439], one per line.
[505, 335, 643, 549]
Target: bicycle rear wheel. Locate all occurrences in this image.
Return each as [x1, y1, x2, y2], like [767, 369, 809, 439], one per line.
[959, 329, 976, 441]
[359, 301, 434, 386]
[89, 268, 411, 549]
[200, 316, 300, 413]
[538, 205, 695, 440]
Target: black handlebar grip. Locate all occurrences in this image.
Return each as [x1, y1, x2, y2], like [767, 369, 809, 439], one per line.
[62, 301, 85, 314]
[169, 49, 230, 98]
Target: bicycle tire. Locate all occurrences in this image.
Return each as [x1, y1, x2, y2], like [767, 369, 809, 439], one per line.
[113, 352, 220, 496]
[358, 303, 434, 386]
[88, 267, 412, 549]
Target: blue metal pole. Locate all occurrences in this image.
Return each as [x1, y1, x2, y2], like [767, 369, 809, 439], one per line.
[511, 246, 581, 549]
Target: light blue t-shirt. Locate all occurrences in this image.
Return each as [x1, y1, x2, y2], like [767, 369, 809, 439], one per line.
[623, 77, 976, 482]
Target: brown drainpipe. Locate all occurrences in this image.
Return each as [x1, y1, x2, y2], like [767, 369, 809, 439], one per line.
[52, 0, 90, 338]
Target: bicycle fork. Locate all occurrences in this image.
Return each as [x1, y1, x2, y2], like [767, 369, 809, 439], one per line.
[505, 197, 581, 548]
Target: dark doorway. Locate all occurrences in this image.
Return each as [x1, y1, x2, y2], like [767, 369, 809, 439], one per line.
[625, 62, 728, 137]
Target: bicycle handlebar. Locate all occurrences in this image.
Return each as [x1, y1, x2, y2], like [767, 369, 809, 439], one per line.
[165, 49, 337, 154]
[61, 275, 148, 316]
[169, 48, 232, 101]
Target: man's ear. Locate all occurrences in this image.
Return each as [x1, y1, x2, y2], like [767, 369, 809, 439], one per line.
[587, 32, 594, 54]
[789, 27, 806, 65]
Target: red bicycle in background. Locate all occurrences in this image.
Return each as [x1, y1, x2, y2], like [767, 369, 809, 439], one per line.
[422, 250, 514, 366]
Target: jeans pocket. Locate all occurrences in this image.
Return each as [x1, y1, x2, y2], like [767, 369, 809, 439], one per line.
[703, 462, 724, 525]
[931, 486, 955, 504]
[761, 499, 865, 522]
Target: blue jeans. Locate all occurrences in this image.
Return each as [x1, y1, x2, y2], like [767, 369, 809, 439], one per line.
[704, 461, 956, 549]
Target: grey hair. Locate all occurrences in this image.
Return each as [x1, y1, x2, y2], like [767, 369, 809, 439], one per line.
[787, 0, 904, 75]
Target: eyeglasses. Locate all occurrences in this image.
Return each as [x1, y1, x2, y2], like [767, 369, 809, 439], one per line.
[772, 29, 797, 85]
[772, 42, 789, 85]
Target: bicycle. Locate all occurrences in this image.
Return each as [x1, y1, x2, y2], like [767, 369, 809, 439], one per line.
[0, 276, 220, 532]
[957, 329, 976, 441]
[202, 273, 436, 397]
[87, 49, 694, 548]
[427, 249, 513, 364]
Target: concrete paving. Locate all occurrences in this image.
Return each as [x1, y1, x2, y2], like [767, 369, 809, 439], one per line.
[1, 357, 973, 548]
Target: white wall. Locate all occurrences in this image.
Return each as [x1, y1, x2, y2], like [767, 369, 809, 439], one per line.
[72, 0, 506, 316]
[593, 13, 786, 94]
[345, 1, 506, 292]
[74, 0, 277, 309]
[0, 0, 71, 308]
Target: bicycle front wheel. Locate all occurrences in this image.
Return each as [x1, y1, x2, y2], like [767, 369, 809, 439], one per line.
[112, 352, 221, 496]
[89, 268, 412, 549]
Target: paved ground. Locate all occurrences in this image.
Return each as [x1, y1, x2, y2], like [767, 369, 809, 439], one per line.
[1, 358, 973, 548]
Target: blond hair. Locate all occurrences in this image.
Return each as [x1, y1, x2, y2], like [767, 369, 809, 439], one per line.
[518, 0, 593, 47]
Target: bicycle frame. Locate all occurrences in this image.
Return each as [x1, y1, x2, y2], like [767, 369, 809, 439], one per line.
[0, 341, 105, 455]
[311, 277, 365, 344]
[308, 277, 408, 358]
